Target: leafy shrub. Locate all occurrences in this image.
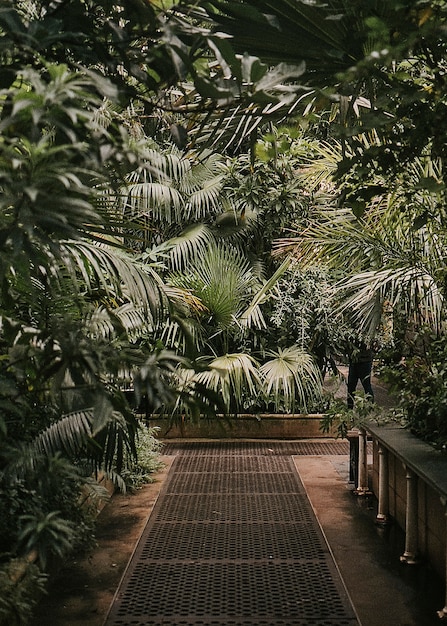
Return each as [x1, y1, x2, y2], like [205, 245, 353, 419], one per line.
[0, 452, 97, 568]
[0, 559, 47, 626]
[120, 424, 164, 490]
[380, 330, 447, 446]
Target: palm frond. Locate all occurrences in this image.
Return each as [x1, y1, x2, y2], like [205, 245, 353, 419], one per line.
[276, 180, 447, 335]
[87, 303, 149, 341]
[124, 180, 183, 222]
[169, 242, 261, 329]
[240, 257, 291, 329]
[164, 224, 215, 271]
[31, 410, 93, 459]
[338, 267, 444, 334]
[185, 175, 225, 219]
[260, 346, 323, 413]
[59, 240, 166, 323]
[194, 352, 262, 410]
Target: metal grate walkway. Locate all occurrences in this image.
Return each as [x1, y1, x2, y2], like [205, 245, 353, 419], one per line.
[104, 441, 359, 626]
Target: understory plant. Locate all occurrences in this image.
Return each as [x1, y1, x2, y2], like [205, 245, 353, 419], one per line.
[379, 329, 447, 447]
[120, 424, 164, 490]
[320, 393, 387, 440]
[0, 560, 47, 626]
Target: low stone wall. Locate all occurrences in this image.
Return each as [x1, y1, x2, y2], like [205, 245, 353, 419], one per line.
[148, 413, 335, 439]
[366, 421, 447, 585]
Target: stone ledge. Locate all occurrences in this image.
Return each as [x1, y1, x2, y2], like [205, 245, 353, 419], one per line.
[365, 420, 447, 499]
[147, 413, 336, 439]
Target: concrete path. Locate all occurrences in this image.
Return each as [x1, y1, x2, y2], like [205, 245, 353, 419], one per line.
[296, 454, 443, 626]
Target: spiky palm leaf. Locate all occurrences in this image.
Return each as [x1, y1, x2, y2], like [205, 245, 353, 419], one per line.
[194, 352, 262, 411]
[168, 241, 265, 332]
[24, 405, 136, 476]
[86, 302, 156, 344]
[59, 240, 166, 323]
[275, 181, 447, 335]
[116, 145, 229, 248]
[160, 223, 215, 271]
[260, 346, 323, 413]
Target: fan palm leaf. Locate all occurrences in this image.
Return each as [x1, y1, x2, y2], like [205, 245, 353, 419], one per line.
[115, 144, 229, 245]
[338, 266, 444, 336]
[260, 346, 323, 413]
[194, 352, 262, 410]
[169, 242, 263, 330]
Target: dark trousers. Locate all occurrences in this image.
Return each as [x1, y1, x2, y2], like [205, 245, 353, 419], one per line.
[347, 361, 374, 409]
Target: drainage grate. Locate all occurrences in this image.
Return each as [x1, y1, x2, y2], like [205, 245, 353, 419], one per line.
[104, 443, 359, 626]
[167, 453, 295, 474]
[155, 493, 317, 524]
[162, 440, 350, 456]
[138, 521, 326, 562]
[167, 470, 303, 494]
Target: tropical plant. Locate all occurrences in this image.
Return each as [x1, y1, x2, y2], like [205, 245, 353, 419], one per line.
[115, 143, 229, 251]
[379, 329, 447, 447]
[260, 346, 323, 413]
[275, 156, 447, 340]
[0, 1, 337, 622]
[268, 262, 350, 372]
[0, 559, 47, 626]
[162, 243, 327, 415]
[0, 4, 198, 611]
[200, 0, 447, 199]
[118, 424, 164, 491]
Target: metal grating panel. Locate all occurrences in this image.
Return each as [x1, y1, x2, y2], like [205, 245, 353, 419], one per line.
[137, 522, 327, 561]
[154, 493, 314, 523]
[166, 470, 302, 494]
[105, 443, 359, 626]
[169, 454, 295, 475]
[162, 440, 350, 456]
[110, 562, 355, 623]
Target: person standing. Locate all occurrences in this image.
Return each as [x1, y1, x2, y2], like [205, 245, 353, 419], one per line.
[347, 341, 374, 409]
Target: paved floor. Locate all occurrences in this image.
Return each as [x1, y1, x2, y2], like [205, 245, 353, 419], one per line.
[34, 368, 444, 626]
[103, 440, 444, 626]
[104, 440, 359, 626]
[295, 454, 444, 626]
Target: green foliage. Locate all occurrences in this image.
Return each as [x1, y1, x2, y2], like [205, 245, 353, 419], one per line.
[0, 452, 97, 563]
[320, 394, 387, 440]
[0, 559, 47, 626]
[259, 346, 323, 414]
[17, 511, 77, 571]
[120, 424, 164, 490]
[221, 149, 311, 267]
[269, 263, 349, 364]
[0, 1, 329, 622]
[380, 331, 447, 447]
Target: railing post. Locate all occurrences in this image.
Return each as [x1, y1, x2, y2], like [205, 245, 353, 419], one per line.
[437, 498, 447, 620]
[376, 444, 391, 524]
[354, 427, 371, 496]
[400, 466, 419, 565]
[347, 429, 359, 484]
